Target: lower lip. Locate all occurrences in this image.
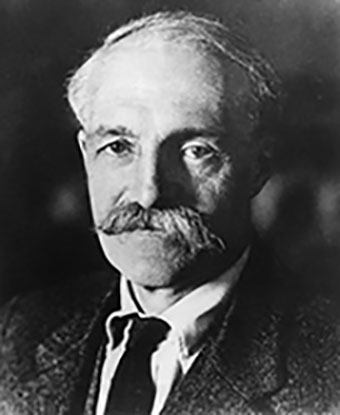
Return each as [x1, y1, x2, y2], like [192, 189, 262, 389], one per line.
[121, 232, 166, 246]
[112, 229, 164, 239]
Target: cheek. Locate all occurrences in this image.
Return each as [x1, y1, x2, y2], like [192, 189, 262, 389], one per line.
[192, 162, 232, 213]
[85, 161, 126, 221]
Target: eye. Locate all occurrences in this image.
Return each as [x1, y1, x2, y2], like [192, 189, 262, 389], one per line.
[99, 138, 134, 157]
[182, 141, 217, 162]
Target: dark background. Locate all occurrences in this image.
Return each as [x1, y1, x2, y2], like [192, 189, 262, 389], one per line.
[0, 0, 340, 303]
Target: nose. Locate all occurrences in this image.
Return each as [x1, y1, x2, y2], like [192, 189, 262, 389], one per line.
[131, 150, 161, 209]
[129, 141, 195, 209]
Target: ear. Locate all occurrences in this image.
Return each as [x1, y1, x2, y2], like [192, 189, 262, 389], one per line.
[77, 129, 88, 163]
[250, 149, 272, 198]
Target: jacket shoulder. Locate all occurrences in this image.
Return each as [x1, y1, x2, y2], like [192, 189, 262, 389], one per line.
[269, 291, 340, 413]
[0, 270, 119, 348]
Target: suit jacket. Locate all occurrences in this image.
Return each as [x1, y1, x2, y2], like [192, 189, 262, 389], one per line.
[0, 244, 340, 415]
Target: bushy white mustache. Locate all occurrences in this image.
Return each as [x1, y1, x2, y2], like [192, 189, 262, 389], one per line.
[96, 202, 226, 255]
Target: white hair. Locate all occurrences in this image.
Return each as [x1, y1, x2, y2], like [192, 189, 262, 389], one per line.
[67, 10, 279, 139]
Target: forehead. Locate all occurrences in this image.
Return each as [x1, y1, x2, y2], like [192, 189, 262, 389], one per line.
[84, 38, 251, 134]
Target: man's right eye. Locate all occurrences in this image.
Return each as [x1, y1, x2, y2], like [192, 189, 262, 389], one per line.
[99, 138, 134, 157]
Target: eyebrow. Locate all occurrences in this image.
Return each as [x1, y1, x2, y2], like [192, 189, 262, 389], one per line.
[91, 125, 138, 139]
[167, 127, 225, 142]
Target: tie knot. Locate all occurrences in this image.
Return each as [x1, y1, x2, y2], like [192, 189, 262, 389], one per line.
[127, 316, 170, 352]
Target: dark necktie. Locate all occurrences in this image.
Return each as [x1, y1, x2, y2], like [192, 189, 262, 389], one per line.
[104, 316, 170, 415]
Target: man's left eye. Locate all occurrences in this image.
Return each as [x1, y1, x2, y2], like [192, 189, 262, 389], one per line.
[182, 143, 217, 161]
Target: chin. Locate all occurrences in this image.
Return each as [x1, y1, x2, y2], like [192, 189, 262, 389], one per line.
[98, 231, 201, 288]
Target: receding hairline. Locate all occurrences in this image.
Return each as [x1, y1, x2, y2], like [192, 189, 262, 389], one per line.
[67, 11, 279, 128]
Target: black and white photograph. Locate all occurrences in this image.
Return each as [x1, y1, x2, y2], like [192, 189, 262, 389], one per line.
[0, 1, 340, 414]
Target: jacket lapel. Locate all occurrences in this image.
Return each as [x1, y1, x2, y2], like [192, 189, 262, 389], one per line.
[161, 244, 292, 415]
[32, 274, 120, 415]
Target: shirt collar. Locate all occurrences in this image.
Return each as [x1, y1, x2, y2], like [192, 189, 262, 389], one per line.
[106, 248, 250, 357]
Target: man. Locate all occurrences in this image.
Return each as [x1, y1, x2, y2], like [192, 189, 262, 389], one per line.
[0, 10, 339, 415]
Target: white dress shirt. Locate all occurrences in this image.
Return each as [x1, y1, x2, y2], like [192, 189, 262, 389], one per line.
[96, 249, 249, 415]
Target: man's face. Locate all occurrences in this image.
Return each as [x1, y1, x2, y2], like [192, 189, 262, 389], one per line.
[79, 39, 259, 289]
